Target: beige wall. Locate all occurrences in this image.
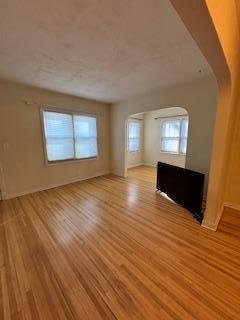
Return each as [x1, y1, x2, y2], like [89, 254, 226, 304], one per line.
[210, 1, 240, 209]
[0, 77, 217, 200]
[169, 0, 240, 229]
[111, 77, 218, 192]
[0, 81, 110, 199]
[143, 108, 187, 168]
[202, 0, 240, 228]
[126, 114, 144, 168]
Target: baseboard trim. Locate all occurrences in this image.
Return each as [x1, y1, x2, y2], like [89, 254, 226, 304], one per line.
[143, 163, 157, 168]
[201, 220, 218, 231]
[224, 202, 240, 212]
[3, 171, 110, 200]
[127, 163, 144, 169]
[201, 202, 240, 231]
[201, 204, 224, 231]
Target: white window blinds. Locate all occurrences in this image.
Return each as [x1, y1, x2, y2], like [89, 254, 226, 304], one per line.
[179, 118, 188, 154]
[43, 112, 74, 161]
[128, 121, 141, 152]
[43, 111, 98, 162]
[161, 118, 188, 154]
[74, 115, 98, 159]
[161, 120, 180, 153]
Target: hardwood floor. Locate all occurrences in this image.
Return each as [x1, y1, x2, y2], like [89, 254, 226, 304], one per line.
[0, 166, 239, 319]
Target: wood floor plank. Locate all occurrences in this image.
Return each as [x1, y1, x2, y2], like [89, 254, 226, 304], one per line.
[0, 166, 239, 319]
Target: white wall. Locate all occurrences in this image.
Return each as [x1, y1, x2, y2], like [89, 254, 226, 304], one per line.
[111, 76, 218, 192]
[0, 81, 110, 199]
[126, 114, 144, 168]
[143, 108, 187, 168]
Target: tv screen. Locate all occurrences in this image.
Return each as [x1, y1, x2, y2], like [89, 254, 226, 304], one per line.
[157, 162, 205, 222]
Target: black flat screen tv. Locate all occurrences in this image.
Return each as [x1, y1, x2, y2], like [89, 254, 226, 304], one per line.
[157, 162, 205, 222]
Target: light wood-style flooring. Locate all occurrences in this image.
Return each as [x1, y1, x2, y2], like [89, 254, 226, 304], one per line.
[0, 166, 239, 319]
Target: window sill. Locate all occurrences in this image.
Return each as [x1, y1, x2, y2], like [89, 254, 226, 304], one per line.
[128, 150, 141, 153]
[160, 151, 186, 156]
[45, 156, 98, 167]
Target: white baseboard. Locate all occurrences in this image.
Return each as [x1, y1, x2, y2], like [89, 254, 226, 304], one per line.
[0, 162, 7, 200]
[3, 171, 110, 200]
[127, 163, 144, 169]
[201, 220, 218, 231]
[224, 202, 240, 212]
[201, 204, 224, 231]
[143, 163, 157, 168]
[127, 163, 156, 169]
[202, 202, 240, 231]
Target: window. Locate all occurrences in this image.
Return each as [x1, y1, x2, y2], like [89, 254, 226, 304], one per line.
[161, 117, 188, 154]
[43, 110, 98, 162]
[128, 120, 141, 152]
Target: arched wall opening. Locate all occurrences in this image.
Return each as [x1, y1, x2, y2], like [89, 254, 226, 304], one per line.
[125, 107, 188, 174]
[111, 0, 238, 231]
[169, 0, 235, 230]
[111, 76, 218, 201]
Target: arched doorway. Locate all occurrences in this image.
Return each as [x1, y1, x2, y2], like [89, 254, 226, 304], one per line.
[126, 107, 189, 174]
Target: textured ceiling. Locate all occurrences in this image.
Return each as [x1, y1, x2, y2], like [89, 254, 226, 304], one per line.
[0, 0, 213, 103]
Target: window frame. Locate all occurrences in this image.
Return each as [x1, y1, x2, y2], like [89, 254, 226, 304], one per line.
[127, 119, 142, 153]
[40, 107, 99, 166]
[160, 116, 189, 155]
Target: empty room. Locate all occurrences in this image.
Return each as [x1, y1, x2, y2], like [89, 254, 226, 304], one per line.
[0, 1, 240, 319]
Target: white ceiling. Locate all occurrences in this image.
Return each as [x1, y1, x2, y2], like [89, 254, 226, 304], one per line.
[0, 0, 213, 103]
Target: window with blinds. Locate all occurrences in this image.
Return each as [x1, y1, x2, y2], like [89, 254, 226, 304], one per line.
[43, 111, 98, 162]
[161, 117, 188, 154]
[128, 120, 141, 152]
